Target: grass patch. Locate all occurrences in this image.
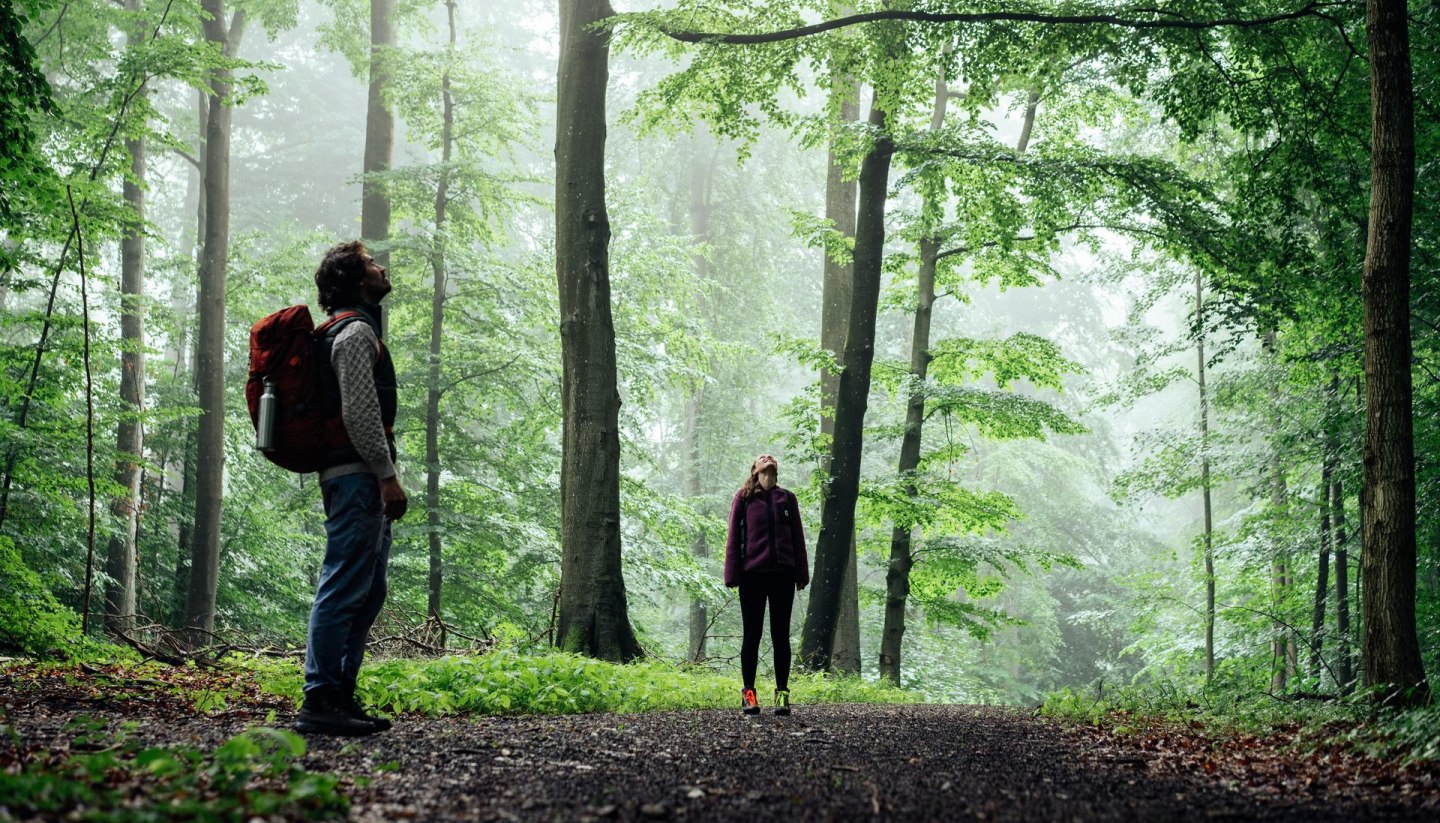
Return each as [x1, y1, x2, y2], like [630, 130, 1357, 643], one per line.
[1040, 680, 1440, 764]
[250, 649, 918, 716]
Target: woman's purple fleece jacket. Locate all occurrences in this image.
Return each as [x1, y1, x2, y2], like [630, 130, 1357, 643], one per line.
[723, 486, 810, 588]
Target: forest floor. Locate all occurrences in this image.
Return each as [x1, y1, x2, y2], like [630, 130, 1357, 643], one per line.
[4, 665, 1440, 821]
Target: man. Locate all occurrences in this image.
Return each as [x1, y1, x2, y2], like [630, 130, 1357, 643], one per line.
[296, 241, 408, 736]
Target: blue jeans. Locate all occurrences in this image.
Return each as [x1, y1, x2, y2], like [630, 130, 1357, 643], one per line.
[304, 473, 392, 695]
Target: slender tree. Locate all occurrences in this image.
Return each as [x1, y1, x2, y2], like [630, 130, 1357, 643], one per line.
[1312, 450, 1333, 683]
[1196, 269, 1215, 683]
[684, 128, 715, 663]
[1332, 453, 1354, 692]
[103, 0, 147, 636]
[1360, 0, 1429, 706]
[818, 72, 864, 676]
[362, 0, 395, 272]
[801, 92, 892, 670]
[184, 0, 245, 645]
[878, 70, 950, 686]
[424, 0, 457, 636]
[554, 0, 642, 661]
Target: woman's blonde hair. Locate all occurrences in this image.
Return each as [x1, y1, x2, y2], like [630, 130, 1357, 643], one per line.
[739, 455, 777, 500]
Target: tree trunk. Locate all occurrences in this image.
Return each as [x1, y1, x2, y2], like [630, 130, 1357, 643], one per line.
[183, 4, 244, 646]
[876, 72, 954, 686]
[878, 235, 936, 686]
[104, 2, 146, 635]
[1197, 270, 1215, 684]
[1262, 330, 1290, 693]
[362, 0, 395, 272]
[1333, 468, 1354, 693]
[425, 0, 456, 643]
[819, 72, 863, 676]
[1312, 458, 1333, 684]
[800, 93, 892, 671]
[1360, 0, 1429, 707]
[104, 9, 146, 635]
[553, 0, 641, 662]
[173, 87, 207, 629]
[685, 129, 715, 663]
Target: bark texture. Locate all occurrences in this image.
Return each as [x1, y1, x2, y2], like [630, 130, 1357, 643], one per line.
[553, 0, 641, 662]
[876, 73, 952, 686]
[104, 4, 145, 636]
[800, 96, 892, 671]
[183, 3, 244, 645]
[1360, 0, 1429, 706]
[819, 73, 863, 675]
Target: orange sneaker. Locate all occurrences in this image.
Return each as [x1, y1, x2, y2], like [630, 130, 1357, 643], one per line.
[741, 687, 760, 715]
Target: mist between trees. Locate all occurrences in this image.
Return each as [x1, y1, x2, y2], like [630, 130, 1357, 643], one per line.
[1, 0, 1435, 707]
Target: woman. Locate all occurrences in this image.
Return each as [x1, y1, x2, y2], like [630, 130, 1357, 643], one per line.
[724, 454, 809, 716]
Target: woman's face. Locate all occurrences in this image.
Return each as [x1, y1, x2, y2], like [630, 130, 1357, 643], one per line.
[754, 455, 778, 489]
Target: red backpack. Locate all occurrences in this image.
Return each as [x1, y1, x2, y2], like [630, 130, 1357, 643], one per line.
[245, 306, 360, 473]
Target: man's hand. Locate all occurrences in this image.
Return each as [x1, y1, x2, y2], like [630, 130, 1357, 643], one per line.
[796, 581, 806, 592]
[380, 476, 408, 522]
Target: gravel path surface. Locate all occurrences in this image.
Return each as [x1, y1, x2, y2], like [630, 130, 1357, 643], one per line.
[10, 698, 1439, 821]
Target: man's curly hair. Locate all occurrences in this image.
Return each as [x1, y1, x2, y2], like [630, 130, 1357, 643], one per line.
[314, 241, 368, 313]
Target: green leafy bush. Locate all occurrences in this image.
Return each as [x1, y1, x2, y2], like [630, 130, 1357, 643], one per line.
[253, 649, 916, 716]
[0, 718, 348, 820]
[0, 536, 80, 657]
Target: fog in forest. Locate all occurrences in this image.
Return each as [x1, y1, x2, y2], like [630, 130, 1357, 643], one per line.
[6, 0, 1430, 711]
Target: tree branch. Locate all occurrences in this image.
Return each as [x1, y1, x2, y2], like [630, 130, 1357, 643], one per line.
[662, 3, 1344, 45]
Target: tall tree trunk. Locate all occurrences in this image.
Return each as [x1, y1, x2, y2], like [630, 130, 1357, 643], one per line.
[1262, 330, 1291, 693]
[1197, 270, 1215, 684]
[1312, 458, 1333, 683]
[1360, 0, 1429, 707]
[1333, 465, 1354, 693]
[173, 88, 207, 628]
[876, 72, 953, 686]
[818, 63, 864, 678]
[800, 93, 893, 671]
[553, 0, 640, 662]
[878, 232, 936, 687]
[104, 6, 146, 635]
[685, 129, 715, 663]
[183, 3, 244, 646]
[425, 0, 456, 642]
[362, 0, 395, 273]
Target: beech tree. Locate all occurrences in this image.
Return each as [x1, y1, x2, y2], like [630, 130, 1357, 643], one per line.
[554, 0, 642, 661]
[183, 0, 248, 644]
[1359, 0, 1428, 706]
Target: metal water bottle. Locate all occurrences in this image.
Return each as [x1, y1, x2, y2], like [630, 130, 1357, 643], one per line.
[255, 378, 278, 452]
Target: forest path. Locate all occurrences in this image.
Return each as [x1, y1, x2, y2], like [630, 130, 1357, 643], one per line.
[11, 696, 1440, 821]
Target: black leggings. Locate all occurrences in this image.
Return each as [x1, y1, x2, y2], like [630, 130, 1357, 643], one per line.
[738, 571, 796, 691]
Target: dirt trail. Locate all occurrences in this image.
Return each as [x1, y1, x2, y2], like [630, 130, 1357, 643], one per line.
[9, 696, 1440, 821]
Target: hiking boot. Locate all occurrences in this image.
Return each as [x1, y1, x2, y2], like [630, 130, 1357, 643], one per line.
[295, 687, 380, 737]
[741, 687, 761, 715]
[339, 678, 392, 732]
[774, 689, 791, 716]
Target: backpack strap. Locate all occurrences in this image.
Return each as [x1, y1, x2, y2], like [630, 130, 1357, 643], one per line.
[318, 310, 383, 356]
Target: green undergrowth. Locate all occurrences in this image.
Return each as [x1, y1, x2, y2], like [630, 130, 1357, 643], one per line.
[0, 717, 349, 821]
[1040, 681, 1440, 763]
[250, 649, 918, 716]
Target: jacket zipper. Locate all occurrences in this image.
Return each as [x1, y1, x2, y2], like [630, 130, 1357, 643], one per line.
[765, 489, 778, 568]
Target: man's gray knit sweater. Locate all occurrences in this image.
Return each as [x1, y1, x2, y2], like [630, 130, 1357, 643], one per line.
[317, 319, 396, 482]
